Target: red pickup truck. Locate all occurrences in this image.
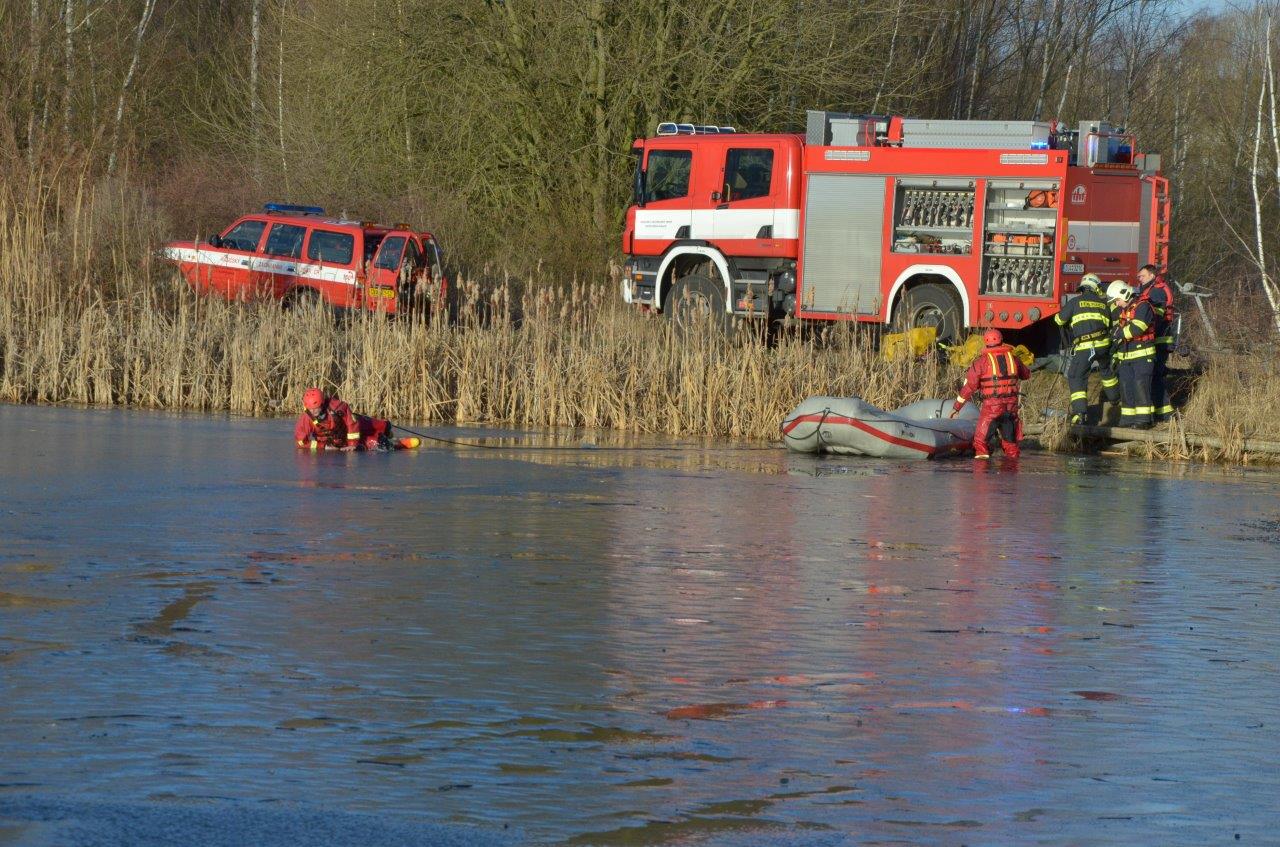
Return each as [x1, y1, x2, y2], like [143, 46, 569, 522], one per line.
[163, 204, 447, 314]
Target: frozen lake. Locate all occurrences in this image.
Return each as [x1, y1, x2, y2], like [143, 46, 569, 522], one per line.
[1, 404, 1277, 845]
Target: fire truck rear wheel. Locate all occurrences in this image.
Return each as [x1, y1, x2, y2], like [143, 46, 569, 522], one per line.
[664, 275, 732, 334]
[899, 283, 963, 346]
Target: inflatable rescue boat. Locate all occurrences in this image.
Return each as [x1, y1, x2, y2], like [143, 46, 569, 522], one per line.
[781, 396, 978, 459]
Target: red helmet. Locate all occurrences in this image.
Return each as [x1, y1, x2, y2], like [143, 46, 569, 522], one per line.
[303, 387, 326, 409]
[983, 329, 1003, 347]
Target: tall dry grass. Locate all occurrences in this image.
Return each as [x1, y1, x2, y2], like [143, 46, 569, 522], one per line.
[0, 170, 952, 440]
[2, 170, 1277, 462]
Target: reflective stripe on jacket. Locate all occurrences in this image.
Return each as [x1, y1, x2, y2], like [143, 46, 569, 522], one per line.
[956, 344, 1030, 407]
[1114, 300, 1157, 360]
[1054, 293, 1113, 351]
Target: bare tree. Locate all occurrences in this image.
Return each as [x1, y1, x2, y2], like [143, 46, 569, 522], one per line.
[107, 0, 158, 175]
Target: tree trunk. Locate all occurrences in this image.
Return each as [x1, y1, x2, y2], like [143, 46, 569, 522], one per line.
[250, 0, 261, 181]
[1259, 16, 1280, 335]
[62, 0, 73, 145]
[589, 0, 609, 240]
[107, 0, 158, 175]
[872, 0, 904, 114]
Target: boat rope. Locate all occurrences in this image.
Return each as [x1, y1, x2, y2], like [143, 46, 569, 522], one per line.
[392, 423, 773, 453]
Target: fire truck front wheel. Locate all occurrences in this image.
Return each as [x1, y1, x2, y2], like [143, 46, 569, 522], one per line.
[664, 275, 732, 334]
[898, 283, 963, 346]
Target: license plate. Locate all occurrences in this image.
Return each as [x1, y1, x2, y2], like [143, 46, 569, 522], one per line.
[1062, 262, 1085, 274]
[369, 286, 396, 299]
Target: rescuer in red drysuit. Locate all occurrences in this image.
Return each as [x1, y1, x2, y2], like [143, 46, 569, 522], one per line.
[949, 329, 1030, 459]
[295, 387, 393, 451]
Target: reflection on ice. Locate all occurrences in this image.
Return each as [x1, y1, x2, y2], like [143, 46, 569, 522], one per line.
[1, 404, 1278, 844]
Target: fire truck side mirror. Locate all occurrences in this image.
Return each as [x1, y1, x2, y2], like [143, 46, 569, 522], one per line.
[207, 234, 223, 248]
[632, 160, 646, 207]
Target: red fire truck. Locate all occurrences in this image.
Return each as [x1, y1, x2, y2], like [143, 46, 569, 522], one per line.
[164, 204, 447, 315]
[621, 113, 1169, 342]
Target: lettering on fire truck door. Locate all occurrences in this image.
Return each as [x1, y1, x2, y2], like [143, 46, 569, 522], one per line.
[801, 174, 887, 315]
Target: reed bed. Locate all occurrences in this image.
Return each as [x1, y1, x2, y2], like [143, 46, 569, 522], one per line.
[0, 175, 951, 440]
[2, 173, 1277, 462]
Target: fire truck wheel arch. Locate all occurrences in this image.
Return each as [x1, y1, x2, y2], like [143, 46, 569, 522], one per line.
[656, 247, 733, 312]
[885, 266, 970, 327]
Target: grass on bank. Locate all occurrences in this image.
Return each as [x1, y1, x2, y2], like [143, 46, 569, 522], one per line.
[2, 172, 1277, 464]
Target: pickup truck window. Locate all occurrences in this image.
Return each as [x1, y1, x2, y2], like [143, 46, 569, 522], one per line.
[264, 223, 306, 258]
[403, 238, 421, 270]
[374, 236, 407, 271]
[220, 220, 265, 252]
[307, 230, 354, 264]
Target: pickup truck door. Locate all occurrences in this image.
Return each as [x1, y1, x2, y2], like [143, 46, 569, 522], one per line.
[205, 218, 267, 296]
[369, 231, 424, 313]
[257, 222, 306, 298]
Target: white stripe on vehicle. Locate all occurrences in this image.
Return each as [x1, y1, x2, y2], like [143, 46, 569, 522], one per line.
[634, 208, 800, 241]
[163, 246, 359, 286]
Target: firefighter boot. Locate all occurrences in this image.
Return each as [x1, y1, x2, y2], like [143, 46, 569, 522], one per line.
[1065, 350, 1092, 424]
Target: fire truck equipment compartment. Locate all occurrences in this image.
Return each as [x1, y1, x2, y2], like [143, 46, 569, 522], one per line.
[781, 396, 979, 459]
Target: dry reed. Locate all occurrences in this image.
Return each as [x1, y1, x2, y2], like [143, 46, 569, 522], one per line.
[2, 172, 1276, 462]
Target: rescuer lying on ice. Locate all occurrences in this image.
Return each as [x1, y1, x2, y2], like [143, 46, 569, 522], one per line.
[296, 387, 394, 451]
[949, 329, 1030, 459]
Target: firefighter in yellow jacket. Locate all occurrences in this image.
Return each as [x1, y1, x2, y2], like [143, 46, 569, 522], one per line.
[1053, 273, 1120, 424]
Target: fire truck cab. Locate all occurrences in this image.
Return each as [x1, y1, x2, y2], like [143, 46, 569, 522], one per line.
[622, 114, 1169, 341]
[164, 203, 447, 315]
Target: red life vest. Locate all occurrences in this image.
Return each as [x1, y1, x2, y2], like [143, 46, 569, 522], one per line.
[306, 398, 356, 447]
[978, 348, 1021, 401]
[1118, 301, 1156, 344]
[1138, 277, 1176, 325]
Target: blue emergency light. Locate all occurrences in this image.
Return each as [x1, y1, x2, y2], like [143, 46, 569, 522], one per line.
[264, 203, 325, 215]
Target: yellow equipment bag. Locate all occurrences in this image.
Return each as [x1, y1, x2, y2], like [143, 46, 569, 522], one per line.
[881, 326, 937, 361]
[947, 333, 1034, 369]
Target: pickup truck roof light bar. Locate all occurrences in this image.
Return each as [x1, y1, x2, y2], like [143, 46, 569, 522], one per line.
[264, 203, 325, 215]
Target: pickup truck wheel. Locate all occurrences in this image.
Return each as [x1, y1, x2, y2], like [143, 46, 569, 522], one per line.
[898, 283, 963, 346]
[664, 274, 732, 335]
[282, 286, 324, 314]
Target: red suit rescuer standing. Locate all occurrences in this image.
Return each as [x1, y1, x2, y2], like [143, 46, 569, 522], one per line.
[949, 329, 1030, 459]
[295, 387, 393, 451]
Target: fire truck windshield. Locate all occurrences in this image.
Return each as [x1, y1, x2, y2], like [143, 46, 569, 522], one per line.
[645, 150, 692, 202]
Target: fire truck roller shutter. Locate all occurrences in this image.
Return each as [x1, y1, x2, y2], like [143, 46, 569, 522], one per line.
[801, 174, 886, 315]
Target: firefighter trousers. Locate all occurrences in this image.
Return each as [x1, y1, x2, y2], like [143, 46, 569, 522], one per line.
[1152, 343, 1173, 421]
[1065, 348, 1120, 422]
[1117, 355, 1154, 427]
[973, 402, 1022, 458]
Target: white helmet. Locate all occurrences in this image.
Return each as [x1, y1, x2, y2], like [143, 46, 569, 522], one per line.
[1079, 273, 1102, 291]
[1106, 280, 1134, 302]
